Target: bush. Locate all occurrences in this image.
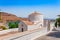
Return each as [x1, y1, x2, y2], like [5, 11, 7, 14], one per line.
[9, 23, 17, 28]
[15, 21, 19, 28]
[8, 21, 19, 29]
[0, 26, 8, 30]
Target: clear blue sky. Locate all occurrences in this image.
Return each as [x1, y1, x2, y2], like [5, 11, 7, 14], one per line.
[0, 0, 60, 19]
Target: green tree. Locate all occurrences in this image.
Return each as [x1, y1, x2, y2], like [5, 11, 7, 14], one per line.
[56, 17, 60, 27]
[55, 21, 57, 28]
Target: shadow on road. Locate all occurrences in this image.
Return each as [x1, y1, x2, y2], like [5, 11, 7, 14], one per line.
[46, 31, 60, 38]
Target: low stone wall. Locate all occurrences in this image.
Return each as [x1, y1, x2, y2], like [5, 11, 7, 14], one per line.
[0, 28, 18, 35]
[5, 27, 50, 40]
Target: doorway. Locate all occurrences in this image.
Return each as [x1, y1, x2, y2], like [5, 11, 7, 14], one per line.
[22, 28, 24, 32]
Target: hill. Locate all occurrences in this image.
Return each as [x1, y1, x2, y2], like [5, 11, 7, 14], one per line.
[0, 12, 21, 23]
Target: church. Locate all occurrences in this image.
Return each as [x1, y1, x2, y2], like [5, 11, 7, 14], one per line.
[18, 12, 44, 32]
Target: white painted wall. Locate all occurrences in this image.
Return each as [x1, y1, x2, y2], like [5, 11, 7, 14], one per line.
[28, 23, 43, 30]
[19, 20, 43, 31]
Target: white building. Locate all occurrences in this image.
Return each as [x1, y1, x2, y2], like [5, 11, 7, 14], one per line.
[18, 12, 44, 32]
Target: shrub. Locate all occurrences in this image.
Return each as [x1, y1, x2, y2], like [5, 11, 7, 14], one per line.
[8, 21, 19, 29]
[0, 26, 8, 30]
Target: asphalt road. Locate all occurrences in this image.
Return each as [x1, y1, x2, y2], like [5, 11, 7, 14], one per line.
[35, 31, 60, 40]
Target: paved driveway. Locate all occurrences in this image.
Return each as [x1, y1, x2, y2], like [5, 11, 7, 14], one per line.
[35, 31, 60, 40]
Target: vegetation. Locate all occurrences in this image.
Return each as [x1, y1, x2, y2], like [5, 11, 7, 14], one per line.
[55, 16, 60, 27]
[55, 21, 57, 28]
[56, 18, 60, 27]
[0, 26, 8, 30]
[8, 21, 19, 29]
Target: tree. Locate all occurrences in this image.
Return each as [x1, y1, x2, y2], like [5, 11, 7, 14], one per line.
[56, 16, 60, 27]
[56, 18, 60, 27]
[55, 21, 57, 28]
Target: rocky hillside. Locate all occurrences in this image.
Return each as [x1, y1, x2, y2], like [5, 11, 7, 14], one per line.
[0, 12, 21, 23]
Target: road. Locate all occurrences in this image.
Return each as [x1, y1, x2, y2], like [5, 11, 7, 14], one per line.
[35, 31, 60, 40]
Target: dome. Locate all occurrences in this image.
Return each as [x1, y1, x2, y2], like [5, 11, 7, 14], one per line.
[28, 11, 43, 24]
[29, 11, 42, 16]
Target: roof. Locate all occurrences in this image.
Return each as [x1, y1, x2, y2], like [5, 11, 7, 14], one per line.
[29, 11, 42, 16]
[20, 19, 34, 25]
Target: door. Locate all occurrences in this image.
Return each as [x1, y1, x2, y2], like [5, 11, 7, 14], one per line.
[22, 28, 24, 32]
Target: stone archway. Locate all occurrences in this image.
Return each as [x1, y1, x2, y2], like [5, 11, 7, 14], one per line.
[18, 21, 27, 32]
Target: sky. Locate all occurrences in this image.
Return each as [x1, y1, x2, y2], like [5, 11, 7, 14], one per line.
[0, 0, 60, 19]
